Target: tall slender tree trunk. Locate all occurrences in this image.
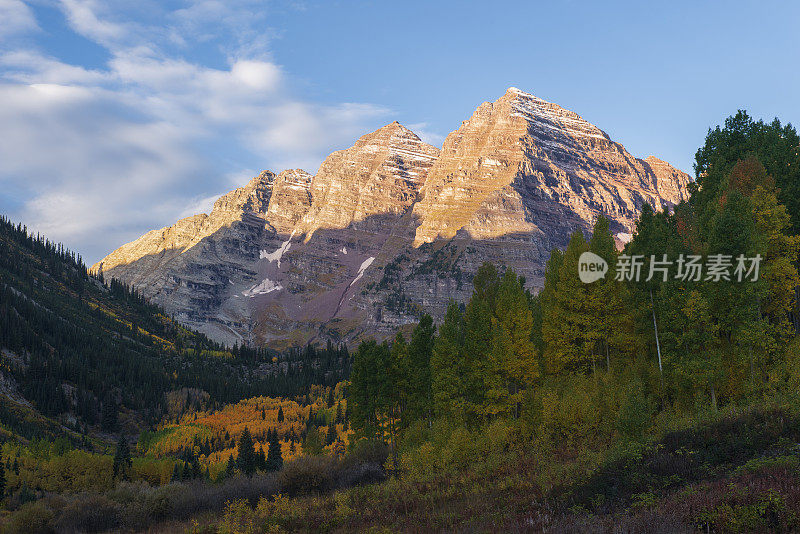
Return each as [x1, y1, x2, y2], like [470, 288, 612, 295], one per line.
[710, 383, 717, 410]
[650, 289, 663, 385]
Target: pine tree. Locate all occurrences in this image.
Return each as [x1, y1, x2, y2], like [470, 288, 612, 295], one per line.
[225, 454, 236, 477]
[431, 301, 467, 421]
[405, 314, 435, 424]
[255, 445, 266, 471]
[101, 398, 118, 432]
[463, 287, 495, 422]
[237, 427, 256, 477]
[277, 405, 284, 423]
[302, 425, 323, 456]
[266, 431, 283, 471]
[349, 340, 391, 439]
[543, 231, 592, 374]
[538, 248, 563, 370]
[112, 435, 132, 480]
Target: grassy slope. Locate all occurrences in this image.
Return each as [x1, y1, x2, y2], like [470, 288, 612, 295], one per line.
[196, 405, 800, 533]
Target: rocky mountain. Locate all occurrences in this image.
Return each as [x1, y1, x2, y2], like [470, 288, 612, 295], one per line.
[93, 88, 691, 347]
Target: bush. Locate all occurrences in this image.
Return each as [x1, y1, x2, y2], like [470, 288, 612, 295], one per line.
[342, 439, 389, 469]
[52, 494, 121, 533]
[5, 501, 55, 534]
[278, 456, 337, 496]
[617, 381, 653, 440]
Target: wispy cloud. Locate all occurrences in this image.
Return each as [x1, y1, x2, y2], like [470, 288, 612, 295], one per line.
[0, 0, 393, 263]
[0, 0, 39, 38]
[408, 122, 446, 147]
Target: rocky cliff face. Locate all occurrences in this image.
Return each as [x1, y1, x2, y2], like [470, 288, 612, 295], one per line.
[93, 88, 691, 347]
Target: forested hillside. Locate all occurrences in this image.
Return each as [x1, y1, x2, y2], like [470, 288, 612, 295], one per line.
[1, 111, 799, 533]
[0, 216, 351, 436]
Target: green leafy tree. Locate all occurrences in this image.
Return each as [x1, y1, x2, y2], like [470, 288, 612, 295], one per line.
[693, 111, 800, 233]
[677, 290, 723, 408]
[302, 426, 324, 456]
[493, 269, 538, 417]
[586, 215, 634, 370]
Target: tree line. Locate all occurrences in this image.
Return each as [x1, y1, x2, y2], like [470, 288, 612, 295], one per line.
[349, 110, 800, 454]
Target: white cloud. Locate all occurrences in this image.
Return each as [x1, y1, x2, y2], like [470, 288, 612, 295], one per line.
[0, 83, 206, 255]
[0, 0, 39, 38]
[408, 122, 446, 147]
[0, 1, 393, 263]
[59, 0, 131, 48]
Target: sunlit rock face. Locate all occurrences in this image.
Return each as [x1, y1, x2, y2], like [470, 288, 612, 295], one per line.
[93, 88, 691, 347]
[413, 87, 690, 246]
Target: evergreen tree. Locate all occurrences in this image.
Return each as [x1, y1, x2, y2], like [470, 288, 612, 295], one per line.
[405, 314, 435, 423]
[101, 398, 118, 433]
[542, 231, 592, 374]
[462, 286, 495, 422]
[112, 435, 132, 480]
[225, 454, 236, 478]
[349, 340, 391, 439]
[431, 301, 467, 421]
[277, 405, 284, 423]
[266, 431, 283, 471]
[237, 427, 256, 477]
[255, 445, 266, 471]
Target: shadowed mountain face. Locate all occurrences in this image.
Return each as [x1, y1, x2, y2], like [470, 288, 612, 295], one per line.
[92, 88, 691, 347]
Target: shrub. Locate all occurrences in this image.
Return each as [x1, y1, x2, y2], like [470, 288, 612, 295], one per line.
[617, 382, 653, 441]
[52, 494, 121, 533]
[278, 456, 336, 496]
[5, 501, 55, 534]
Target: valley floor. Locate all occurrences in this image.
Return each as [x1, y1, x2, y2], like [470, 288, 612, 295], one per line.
[122, 404, 800, 534]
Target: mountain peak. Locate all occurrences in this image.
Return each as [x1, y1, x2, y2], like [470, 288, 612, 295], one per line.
[505, 86, 531, 97]
[95, 90, 690, 347]
[366, 120, 418, 140]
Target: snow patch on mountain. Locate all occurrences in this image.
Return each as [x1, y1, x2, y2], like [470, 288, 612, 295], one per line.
[260, 230, 296, 267]
[352, 257, 375, 285]
[243, 278, 283, 297]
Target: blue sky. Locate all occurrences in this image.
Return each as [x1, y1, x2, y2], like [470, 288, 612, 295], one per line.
[1, 0, 798, 263]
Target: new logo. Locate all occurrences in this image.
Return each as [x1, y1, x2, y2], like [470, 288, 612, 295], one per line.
[578, 252, 608, 283]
